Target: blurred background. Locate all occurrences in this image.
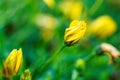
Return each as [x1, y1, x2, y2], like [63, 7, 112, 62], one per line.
[0, 0, 120, 80]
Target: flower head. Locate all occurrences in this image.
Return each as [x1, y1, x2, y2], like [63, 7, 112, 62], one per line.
[59, 1, 83, 20]
[88, 15, 117, 38]
[75, 59, 85, 70]
[43, 0, 55, 8]
[64, 20, 87, 46]
[2, 48, 23, 78]
[20, 69, 31, 80]
[34, 14, 57, 42]
[100, 43, 120, 64]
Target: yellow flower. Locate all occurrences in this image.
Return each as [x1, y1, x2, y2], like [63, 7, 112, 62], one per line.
[2, 48, 23, 78]
[64, 20, 87, 46]
[88, 15, 117, 38]
[43, 0, 55, 8]
[100, 43, 120, 64]
[59, 1, 83, 20]
[75, 59, 85, 70]
[20, 69, 31, 80]
[34, 14, 57, 42]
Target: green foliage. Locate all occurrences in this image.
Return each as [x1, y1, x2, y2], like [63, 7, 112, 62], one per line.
[0, 0, 120, 80]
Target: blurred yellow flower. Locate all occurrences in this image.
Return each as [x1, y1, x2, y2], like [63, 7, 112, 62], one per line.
[2, 48, 23, 78]
[59, 0, 83, 20]
[88, 15, 117, 38]
[34, 14, 57, 42]
[20, 69, 31, 80]
[100, 43, 120, 64]
[43, 0, 55, 8]
[64, 20, 87, 46]
[75, 59, 85, 70]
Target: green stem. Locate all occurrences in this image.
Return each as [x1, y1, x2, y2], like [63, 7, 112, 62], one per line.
[30, 45, 66, 78]
[40, 45, 66, 72]
[89, 0, 104, 15]
[84, 50, 96, 62]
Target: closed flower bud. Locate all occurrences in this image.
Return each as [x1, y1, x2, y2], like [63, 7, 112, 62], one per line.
[2, 48, 23, 78]
[59, 1, 83, 20]
[43, 0, 55, 8]
[34, 14, 57, 42]
[100, 43, 120, 64]
[64, 20, 87, 46]
[75, 59, 85, 70]
[88, 15, 117, 38]
[20, 69, 31, 80]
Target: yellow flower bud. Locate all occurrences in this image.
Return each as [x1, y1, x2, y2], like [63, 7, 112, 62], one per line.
[34, 14, 57, 42]
[75, 59, 85, 70]
[59, 1, 83, 20]
[43, 0, 55, 8]
[20, 69, 31, 80]
[88, 15, 117, 38]
[100, 43, 120, 64]
[2, 48, 23, 78]
[64, 20, 87, 46]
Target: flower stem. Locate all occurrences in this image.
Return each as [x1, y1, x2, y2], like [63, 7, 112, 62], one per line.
[30, 44, 66, 78]
[84, 50, 96, 62]
[40, 45, 66, 72]
[89, 0, 104, 15]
